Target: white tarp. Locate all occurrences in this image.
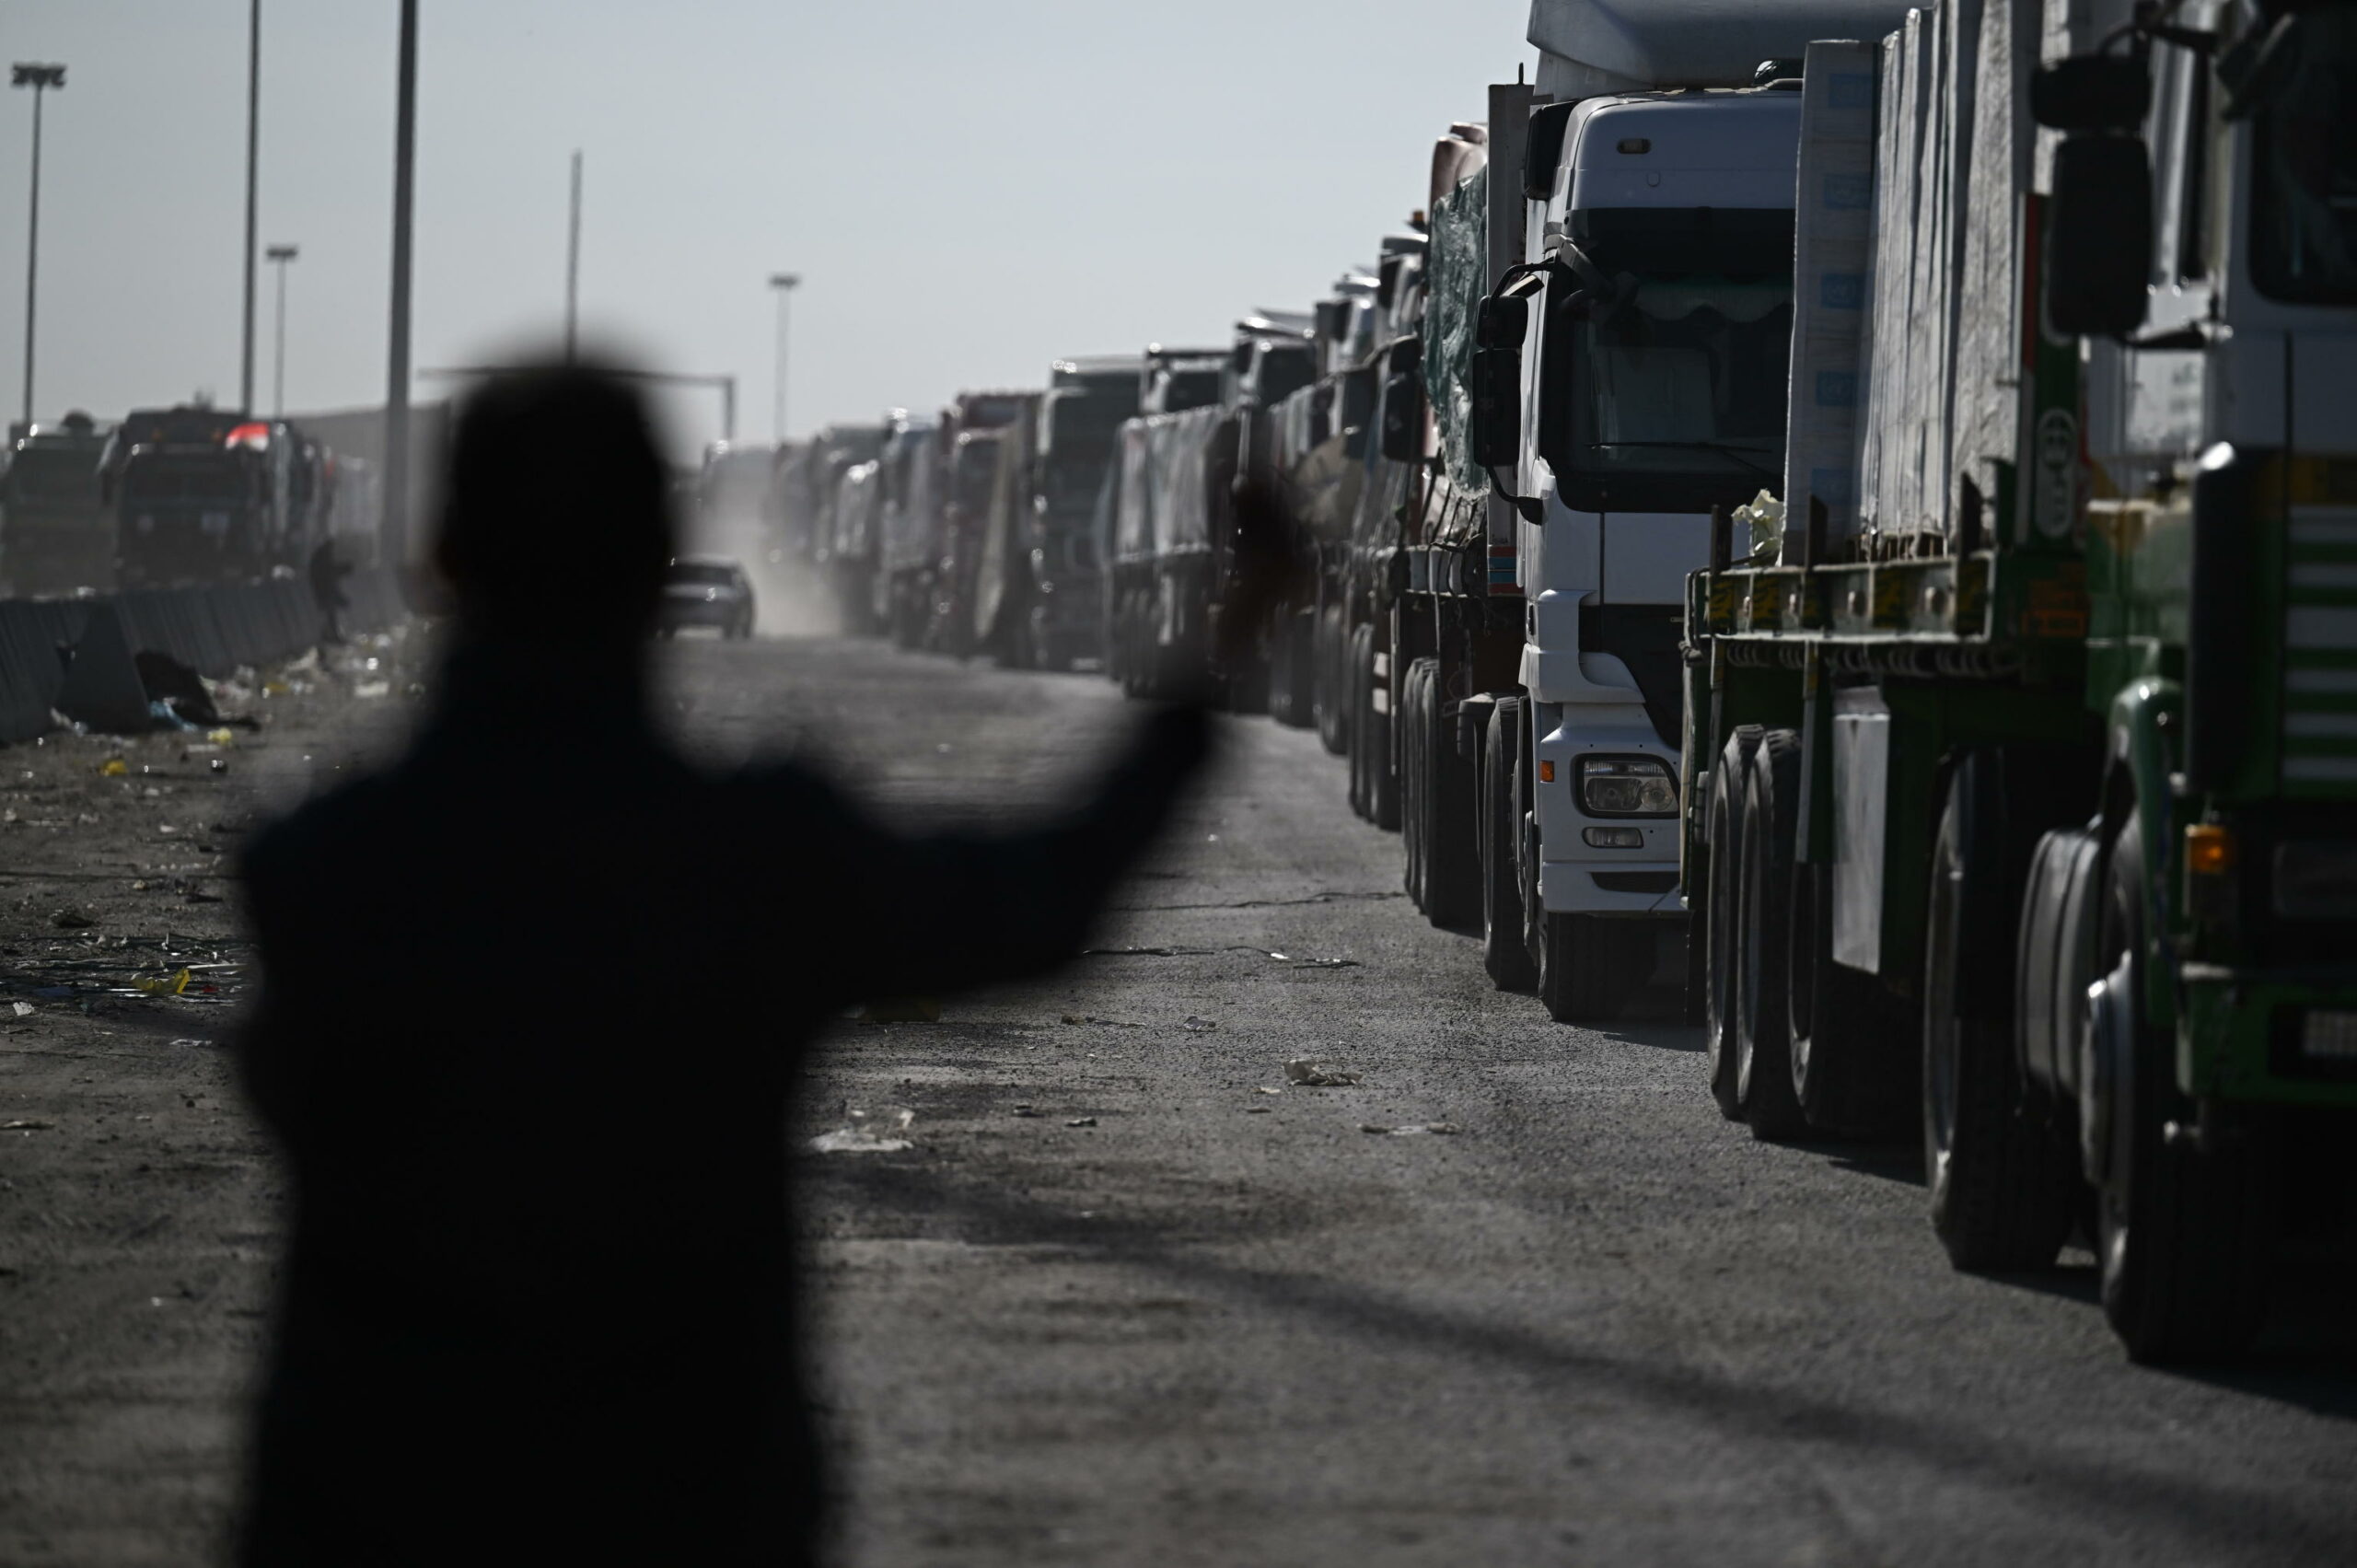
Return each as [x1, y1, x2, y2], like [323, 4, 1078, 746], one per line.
[1527, 0, 1921, 89]
[1784, 38, 1880, 544]
[1109, 406, 1227, 569]
[1805, 0, 2041, 551]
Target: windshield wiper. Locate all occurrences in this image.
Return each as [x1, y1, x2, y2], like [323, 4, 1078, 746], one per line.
[1585, 441, 1779, 482]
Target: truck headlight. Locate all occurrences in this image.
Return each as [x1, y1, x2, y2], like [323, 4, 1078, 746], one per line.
[1577, 756, 1678, 817]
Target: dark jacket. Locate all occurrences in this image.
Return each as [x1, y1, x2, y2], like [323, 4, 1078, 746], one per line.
[235, 637, 1207, 1565]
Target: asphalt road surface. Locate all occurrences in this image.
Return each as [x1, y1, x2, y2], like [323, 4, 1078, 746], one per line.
[5, 631, 2356, 1565]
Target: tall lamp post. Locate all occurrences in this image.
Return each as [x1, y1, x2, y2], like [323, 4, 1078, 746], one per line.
[12, 64, 64, 434]
[267, 244, 299, 417]
[240, 0, 261, 415]
[768, 273, 800, 444]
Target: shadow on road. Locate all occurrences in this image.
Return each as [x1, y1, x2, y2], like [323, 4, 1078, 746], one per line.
[814, 1156, 2357, 1561]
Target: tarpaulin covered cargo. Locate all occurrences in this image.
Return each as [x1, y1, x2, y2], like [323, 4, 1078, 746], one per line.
[1798, 0, 2038, 552]
[1422, 160, 1492, 502]
[1783, 39, 1879, 543]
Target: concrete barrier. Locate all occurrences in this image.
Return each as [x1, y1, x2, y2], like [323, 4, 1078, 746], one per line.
[0, 569, 412, 742]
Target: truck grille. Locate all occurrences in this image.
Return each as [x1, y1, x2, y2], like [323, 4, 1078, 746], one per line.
[2281, 503, 2357, 791]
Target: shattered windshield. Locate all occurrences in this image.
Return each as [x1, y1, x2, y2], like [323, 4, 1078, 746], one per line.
[1560, 274, 1792, 491]
[2251, 6, 2357, 302]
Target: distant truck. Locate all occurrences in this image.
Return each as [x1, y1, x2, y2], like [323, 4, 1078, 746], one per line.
[1678, 0, 2357, 1362]
[981, 356, 1139, 670]
[104, 406, 331, 588]
[0, 412, 110, 595]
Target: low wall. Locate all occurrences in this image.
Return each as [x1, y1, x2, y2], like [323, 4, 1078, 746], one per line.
[0, 570, 408, 744]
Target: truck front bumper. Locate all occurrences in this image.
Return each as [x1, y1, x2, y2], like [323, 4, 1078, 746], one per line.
[2181, 964, 2357, 1108]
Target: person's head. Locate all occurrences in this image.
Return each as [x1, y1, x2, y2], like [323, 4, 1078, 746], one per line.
[435, 360, 673, 642]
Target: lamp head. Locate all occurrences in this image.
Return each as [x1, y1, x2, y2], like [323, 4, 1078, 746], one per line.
[769, 273, 801, 291]
[267, 245, 300, 263]
[11, 64, 65, 90]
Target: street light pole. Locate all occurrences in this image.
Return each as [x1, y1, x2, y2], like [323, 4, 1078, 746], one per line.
[564, 151, 582, 363]
[12, 64, 64, 435]
[768, 273, 800, 444]
[240, 0, 261, 415]
[267, 244, 299, 418]
[383, 0, 418, 587]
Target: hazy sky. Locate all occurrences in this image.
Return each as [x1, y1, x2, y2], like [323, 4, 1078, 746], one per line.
[0, 1, 1535, 457]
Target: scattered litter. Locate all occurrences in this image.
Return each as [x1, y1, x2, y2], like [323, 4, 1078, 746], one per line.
[209, 759, 228, 775]
[1254, 1086, 1283, 1095]
[168, 1039, 211, 1049]
[1180, 1016, 1218, 1033]
[10, 1002, 32, 1017]
[1285, 1057, 1361, 1086]
[1361, 1122, 1460, 1136]
[99, 758, 127, 778]
[857, 997, 941, 1023]
[1060, 1014, 1141, 1028]
[181, 888, 224, 905]
[1288, 957, 1361, 970]
[810, 1106, 914, 1154]
[354, 681, 391, 700]
[1011, 1104, 1043, 1119]
[809, 1127, 911, 1154]
[3, 1119, 55, 1132]
[50, 909, 95, 930]
[207, 728, 237, 747]
[1245, 1106, 1272, 1114]
[1065, 1117, 1097, 1129]
[132, 970, 192, 997]
[1081, 945, 1189, 958]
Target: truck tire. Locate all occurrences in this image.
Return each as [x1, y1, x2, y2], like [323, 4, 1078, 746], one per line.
[1736, 729, 1809, 1141]
[1317, 604, 1349, 756]
[1481, 698, 1538, 991]
[1423, 665, 1480, 928]
[2095, 814, 2270, 1361]
[1923, 753, 2076, 1272]
[1538, 913, 1648, 1022]
[1369, 634, 1400, 832]
[1788, 860, 1903, 1136]
[1704, 726, 1764, 1121]
[1400, 656, 1431, 911]
[1347, 623, 1374, 821]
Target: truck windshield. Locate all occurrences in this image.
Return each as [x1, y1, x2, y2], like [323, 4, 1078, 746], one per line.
[2251, 6, 2357, 303]
[1558, 274, 1791, 493]
[4, 450, 96, 502]
[123, 462, 251, 504]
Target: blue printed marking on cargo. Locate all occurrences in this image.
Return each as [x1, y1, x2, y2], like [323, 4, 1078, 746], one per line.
[1823, 174, 1871, 210]
[1820, 273, 1864, 309]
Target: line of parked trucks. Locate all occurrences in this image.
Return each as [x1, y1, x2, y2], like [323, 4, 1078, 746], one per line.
[0, 404, 366, 598]
[753, 0, 2357, 1363]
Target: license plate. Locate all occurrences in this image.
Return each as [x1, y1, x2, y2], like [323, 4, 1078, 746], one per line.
[2300, 1011, 2357, 1060]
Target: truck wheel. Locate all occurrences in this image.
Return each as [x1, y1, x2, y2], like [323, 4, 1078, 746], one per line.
[1923, 754, 2076, 1272]
[1370, 636, 1400, 832]
[1736, 730, 1808, 1141]
[1704, 727, 1764, 1121]
[1423, 663, 1480, 928]
[1788, 861, 1900, 1136]
[1481, 698, 1538, 991]
[1317, 604, 1349, 756]
[2095, 814, 2270, 1361]
[1347, 623, 1374, 821]
[1538, 913, 1648, 1022]
[1400, 657, 1431, 911]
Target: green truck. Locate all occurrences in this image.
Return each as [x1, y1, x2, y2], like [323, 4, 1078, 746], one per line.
[1683, 3, 2357, 1360]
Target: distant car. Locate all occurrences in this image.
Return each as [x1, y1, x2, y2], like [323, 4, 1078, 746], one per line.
[656, 555, 756, 640]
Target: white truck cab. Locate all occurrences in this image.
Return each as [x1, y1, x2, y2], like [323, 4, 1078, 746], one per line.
[1518, 88, 1803, 921]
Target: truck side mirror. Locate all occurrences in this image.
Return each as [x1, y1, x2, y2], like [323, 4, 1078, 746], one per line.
[1475, 292, 1528, 352]
[2046, 134, 2152, 338]
[1469, 347, 1521, 469]
[1380, 374, 1423, 463]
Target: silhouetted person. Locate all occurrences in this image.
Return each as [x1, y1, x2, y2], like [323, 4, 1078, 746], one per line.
[234, 363, 1233, 1565]
[306, 535, 351, 645]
